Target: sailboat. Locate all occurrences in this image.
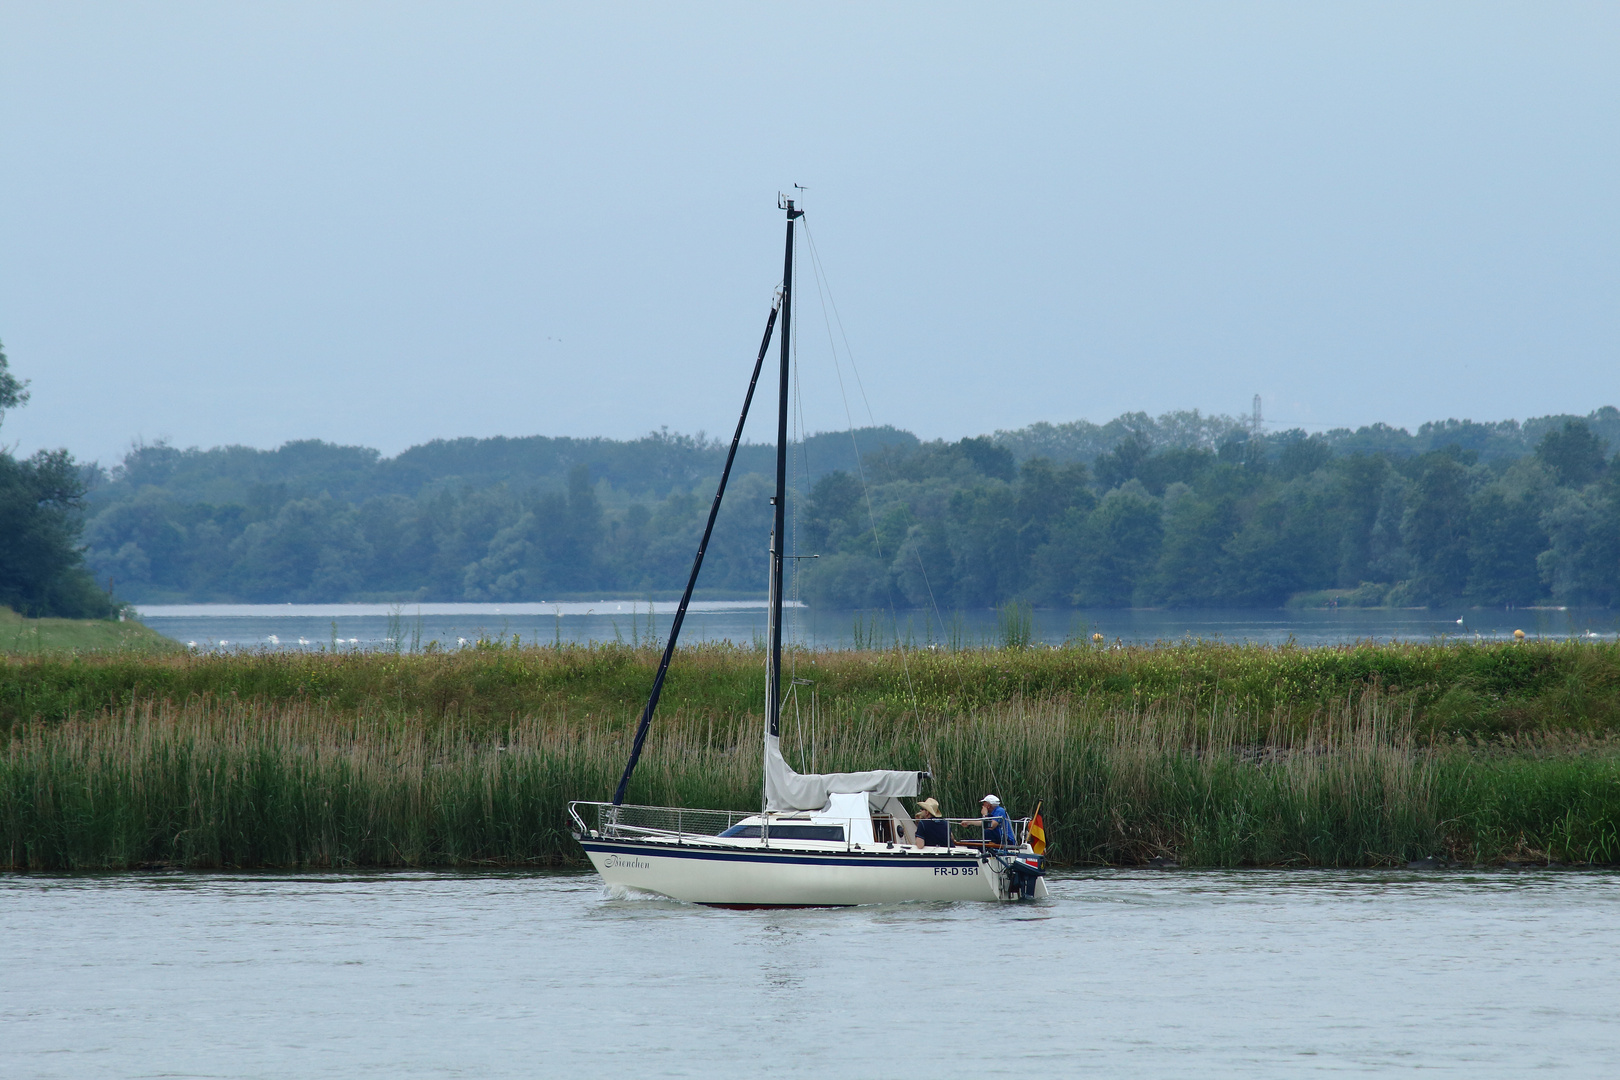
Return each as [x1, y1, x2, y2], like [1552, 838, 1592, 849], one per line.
[568, 198, 1048, 907]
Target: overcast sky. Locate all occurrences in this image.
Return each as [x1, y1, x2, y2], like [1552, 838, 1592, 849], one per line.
[2, 3, 1616, 466]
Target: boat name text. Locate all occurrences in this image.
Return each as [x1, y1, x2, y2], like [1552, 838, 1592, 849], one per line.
[604, 854, 651, 870]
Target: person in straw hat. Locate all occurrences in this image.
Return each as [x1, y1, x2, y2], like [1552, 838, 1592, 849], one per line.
[912, 797, 951, 848]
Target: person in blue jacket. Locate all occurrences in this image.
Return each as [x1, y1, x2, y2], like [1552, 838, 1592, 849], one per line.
[965, 794, 1012, 847]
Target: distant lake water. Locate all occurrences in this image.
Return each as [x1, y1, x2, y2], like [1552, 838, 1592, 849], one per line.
[7, 869, 1618, 1078]
[132, 602, 1619, 652]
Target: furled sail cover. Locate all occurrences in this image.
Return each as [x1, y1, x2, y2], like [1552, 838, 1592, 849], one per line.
[762, 732, 920, 812]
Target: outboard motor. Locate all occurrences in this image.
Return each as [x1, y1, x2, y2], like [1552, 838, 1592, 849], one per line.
[1005, 856, 1045, 899]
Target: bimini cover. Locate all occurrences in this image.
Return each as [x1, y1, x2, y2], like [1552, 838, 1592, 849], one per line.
[763, 732, 920, 812]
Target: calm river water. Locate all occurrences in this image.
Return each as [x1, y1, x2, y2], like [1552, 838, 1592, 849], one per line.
[6, 870, 1617, 1078]
[134, 601, 1619, 652]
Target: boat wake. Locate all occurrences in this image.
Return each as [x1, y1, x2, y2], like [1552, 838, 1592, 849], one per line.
[601, 882, 683, 904]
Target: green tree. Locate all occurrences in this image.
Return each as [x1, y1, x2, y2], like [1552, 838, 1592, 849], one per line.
[1093, 431, 1151, 490]
[1332, 454, 1389, 587]
[944, 483, 1019, 606]
[1535, 420, 1608, 487]
[0, 450, 115, 616]
[1135, 447, 1215, 495]
[802, 470, 864, 553]
[1072, 483, 1163, 607]
[463, 464, 609, 599]
[1219, 478, 1337, 606]
[1402, 452, 1473, 606]
[1465, 462, 1551, 606]
[1273, 432, 1334, 480]
[0, 340, 29, 417]
[0, 342, 113, 617]
[1009, 458, 1093, 603]
[228, 496, 373, 601]
[1537, 464, 1620, 607]
[1150, 485, 1235, 606]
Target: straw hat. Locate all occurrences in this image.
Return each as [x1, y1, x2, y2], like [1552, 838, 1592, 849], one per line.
[916, 797, 942, 818]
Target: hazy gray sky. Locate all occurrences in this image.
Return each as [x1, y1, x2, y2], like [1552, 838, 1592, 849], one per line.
[2, 3, 1616, 466]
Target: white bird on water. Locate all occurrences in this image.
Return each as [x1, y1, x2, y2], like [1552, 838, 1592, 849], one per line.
[267, 635, 280, 645]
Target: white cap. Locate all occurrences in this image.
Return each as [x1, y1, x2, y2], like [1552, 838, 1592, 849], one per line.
[981, 794, 1001, 806]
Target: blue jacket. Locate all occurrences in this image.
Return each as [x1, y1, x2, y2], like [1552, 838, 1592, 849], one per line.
[978, 805, 1012, 845]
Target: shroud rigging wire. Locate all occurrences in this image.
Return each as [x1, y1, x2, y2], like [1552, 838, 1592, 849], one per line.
[798, 214, 932, 734]
[801, 220, 950, 648]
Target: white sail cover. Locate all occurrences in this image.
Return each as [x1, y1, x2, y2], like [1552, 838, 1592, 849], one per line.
[762, 732, 920, 812]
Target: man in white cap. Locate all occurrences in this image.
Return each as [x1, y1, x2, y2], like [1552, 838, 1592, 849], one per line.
[960, 794, 1012, 848]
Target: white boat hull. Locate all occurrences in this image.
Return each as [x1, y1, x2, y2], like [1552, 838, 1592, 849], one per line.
[582, 837, 1046, 906]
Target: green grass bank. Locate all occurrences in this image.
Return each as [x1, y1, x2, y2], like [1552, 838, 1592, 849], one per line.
[4, 639, 1619, 871]
[0, 607, 182, 658]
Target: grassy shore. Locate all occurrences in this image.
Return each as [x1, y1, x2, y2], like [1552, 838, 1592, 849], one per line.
[0, 607, 182, 658]
[4, 639, 1619, 871]
[6, 636, 1618, 737]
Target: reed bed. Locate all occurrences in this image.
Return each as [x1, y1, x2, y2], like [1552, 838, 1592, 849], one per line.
[6, 683, 1618, 870]
[5, 637, 1618, 741]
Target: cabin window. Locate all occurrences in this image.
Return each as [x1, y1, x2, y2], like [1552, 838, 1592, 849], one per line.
[718, 824, 846, 841]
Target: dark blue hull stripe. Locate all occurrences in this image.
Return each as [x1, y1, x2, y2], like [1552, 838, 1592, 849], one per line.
[581, 840, 986, 870]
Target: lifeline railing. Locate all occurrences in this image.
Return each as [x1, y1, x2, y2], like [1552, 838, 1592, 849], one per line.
[570, 802, 754, 843]
[569, 801, 1036, 852]
[936, 816, 1035, 850]
[570, 801, 865, 851]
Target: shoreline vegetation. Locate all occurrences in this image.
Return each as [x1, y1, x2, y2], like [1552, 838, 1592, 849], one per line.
[0, 606, 181, 657]
[4, 639, 1618, 872]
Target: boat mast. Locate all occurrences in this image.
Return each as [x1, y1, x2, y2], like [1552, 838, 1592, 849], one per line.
[766, 196, 802, 745]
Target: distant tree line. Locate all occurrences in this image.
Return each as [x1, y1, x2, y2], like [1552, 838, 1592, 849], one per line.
[807, 413, 1620, 610]
[79, 406, 1620, 610]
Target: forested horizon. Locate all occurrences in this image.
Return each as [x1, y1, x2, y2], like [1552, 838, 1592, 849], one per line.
[79, 406, 1620, 610]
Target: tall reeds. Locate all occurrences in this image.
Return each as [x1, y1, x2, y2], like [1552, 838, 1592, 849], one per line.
[5, 682, 1618, 870]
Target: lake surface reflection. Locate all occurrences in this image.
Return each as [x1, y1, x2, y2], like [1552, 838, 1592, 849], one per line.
[133, 602, 1619, 652]
[6, 869, 1617, 1078]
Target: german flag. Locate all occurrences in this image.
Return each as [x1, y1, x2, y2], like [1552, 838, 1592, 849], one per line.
[1027, 801, 1046, 855]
